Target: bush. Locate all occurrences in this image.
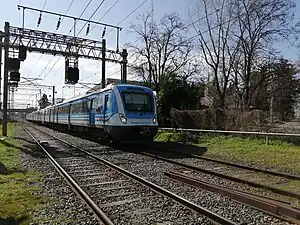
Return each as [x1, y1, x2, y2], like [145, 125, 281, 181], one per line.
[170, 107, 214, 129]
[169, 107, 268, 131]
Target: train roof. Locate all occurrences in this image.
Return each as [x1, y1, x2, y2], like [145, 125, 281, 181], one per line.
[42, 83, 153, 109]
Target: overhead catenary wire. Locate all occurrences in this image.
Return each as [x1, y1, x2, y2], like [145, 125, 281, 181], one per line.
[76, 0, 106, 36]
[39, 0, 93, 84]
[106, 0, 148, 36]
[42, 0, 48, 10]
[28, 0, 76, 82]
[88, 0, 121, 34]
[69, 0, 93, 34]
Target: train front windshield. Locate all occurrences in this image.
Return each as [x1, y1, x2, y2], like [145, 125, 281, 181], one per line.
[122, 92, 154, 112]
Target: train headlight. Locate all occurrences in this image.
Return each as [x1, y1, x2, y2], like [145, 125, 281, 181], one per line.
[153, 117, 156, 124]
[119, 113, 127, 124]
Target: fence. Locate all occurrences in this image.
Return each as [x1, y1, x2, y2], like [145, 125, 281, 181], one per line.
[159, 127, 300, 144]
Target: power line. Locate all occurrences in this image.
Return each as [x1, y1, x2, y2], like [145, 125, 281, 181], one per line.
[106, 0, 148, 36]
[39, 0, 93, 84]
[69, 0, 93, 34]
[40, 57, 61, 83]
[26, 1, 76, 82]
[64, 0, 75, 15]
[117, 0, 148, 26]
[25, 54, 43, 77]
[76, 0, 106, 36]
[60, 0, 76, 24]
[186, 8, 249, 43]
[89, 0, 121, 33]
[184, 2, 232, 30]
[42, 0, 48, 10]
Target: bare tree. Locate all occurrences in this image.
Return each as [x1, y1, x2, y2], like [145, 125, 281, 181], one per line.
[128, 13, 195, 90]
[192, 0, 240, 128]
[231, 0, 296, 110]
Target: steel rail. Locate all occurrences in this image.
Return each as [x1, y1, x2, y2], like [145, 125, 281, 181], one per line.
[140, 152, 300, 199]
[154, 147, 300, 181]
[27, 124, 240, 225]
[165, 171, 300, 225]
[22, 125, 114, 225]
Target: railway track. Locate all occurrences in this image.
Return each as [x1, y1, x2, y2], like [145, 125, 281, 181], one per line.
[150, 145, 300, 181]
[25, 123, 300, 224]
[23, 124, 239, 225]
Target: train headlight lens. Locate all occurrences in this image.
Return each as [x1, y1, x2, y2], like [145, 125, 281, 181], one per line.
[119, 113, 127, 124]
[153, 117, 156, 124]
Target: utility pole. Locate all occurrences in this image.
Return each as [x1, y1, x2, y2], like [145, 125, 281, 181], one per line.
[0, 36, 2, 110]
[52, 86, 55, 105]
[121, 49, 128, 84]
[2, 22, 9, 136]
[101, 39, 106, 89]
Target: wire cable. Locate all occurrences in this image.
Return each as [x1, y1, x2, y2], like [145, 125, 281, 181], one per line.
[60, 0, 76, 24]
[69, 0, 93, 34]
[29, 0, 76, 82]
[106, 0, 148, 36]
[76, 0, 106, 36]
[89, 0, 120, 33]
[39, 0, 93, 84]
[42, 0, 48, 10]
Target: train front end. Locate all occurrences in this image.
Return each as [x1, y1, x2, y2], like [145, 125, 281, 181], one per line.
[108, 84, 158, 143]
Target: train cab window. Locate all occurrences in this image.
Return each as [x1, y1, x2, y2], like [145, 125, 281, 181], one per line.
[122, 92, 153, 112]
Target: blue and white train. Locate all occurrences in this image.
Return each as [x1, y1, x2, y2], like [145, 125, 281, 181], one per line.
[26, 84, 158, 143]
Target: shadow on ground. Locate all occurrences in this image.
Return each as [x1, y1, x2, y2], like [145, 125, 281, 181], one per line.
[0, 161, 26, 175]
[0, 217, 27, 225]
[118, 142, 208, 159]
[13, 137, 36, 145]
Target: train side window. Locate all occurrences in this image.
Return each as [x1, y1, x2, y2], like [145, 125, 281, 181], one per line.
[93, 95, 103, 112]
[82, 101, 89, 113]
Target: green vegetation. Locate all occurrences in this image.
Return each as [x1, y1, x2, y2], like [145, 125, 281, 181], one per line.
[155, 131, 186, 143]
[0, 123, 46, 225]
[199, 135, 300, 173]
[155, 132, 300, 173]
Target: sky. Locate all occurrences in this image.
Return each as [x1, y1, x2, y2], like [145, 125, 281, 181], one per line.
[0, 0, 299, 108]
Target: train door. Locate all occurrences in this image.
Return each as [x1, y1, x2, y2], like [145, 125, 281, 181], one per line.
[103, 94, 109, 125]
[49, 109, 52, 123]
[56, 107, 59, 123]
[89, 98, 95, 126]
[68, 105, 71, 125]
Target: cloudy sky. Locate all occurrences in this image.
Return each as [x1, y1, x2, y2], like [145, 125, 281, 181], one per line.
[0, 0, 299, 108]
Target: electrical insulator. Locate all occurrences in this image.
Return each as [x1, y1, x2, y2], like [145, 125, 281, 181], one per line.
[86, 23, 90, 35]
[56, 17, 61, 30]
[102, 26, 106, 39]
[37, 13, 42, 27]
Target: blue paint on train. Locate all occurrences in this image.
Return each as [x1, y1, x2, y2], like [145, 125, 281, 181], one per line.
[26, 84, 158, 142]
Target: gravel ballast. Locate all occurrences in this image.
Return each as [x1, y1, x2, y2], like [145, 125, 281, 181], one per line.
[15, 126, 99, 225]
[23, 124, 293, 225]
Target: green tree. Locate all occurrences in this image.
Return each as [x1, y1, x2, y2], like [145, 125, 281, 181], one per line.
[157, 72, 205, 126]
[38, 94, 51, 109]
[251, 59, 300, 120]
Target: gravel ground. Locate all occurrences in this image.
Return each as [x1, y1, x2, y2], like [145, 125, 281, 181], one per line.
[22, 125, 213, 225]
[27, 124, 294, 225]
[15, 126, 99, 225]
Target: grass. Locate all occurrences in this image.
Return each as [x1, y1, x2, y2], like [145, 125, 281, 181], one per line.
[0, 123, 47, 225]
[199, 135, 300, 173]
[155, 131, 300, 173]
[155, 132, 186, 143]
[155, 131, 300, 205]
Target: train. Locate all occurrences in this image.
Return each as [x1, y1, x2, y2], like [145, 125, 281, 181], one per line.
[26, 84, 158, 144]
